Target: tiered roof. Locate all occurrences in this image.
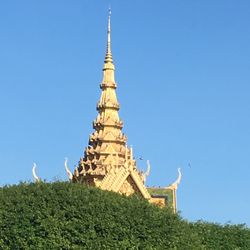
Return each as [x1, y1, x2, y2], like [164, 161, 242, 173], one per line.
[73, 10, 151, 200]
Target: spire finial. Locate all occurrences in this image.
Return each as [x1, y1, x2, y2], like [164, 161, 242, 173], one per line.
[105, 7, 113, 63]
[108, 7, 111, 30]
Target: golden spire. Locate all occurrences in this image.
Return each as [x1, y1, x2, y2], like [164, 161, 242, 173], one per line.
[102, 8, 115, 87]
[72, 10, 178, 210]
[105, 8, 113, 64]
[74, 9, 151, 201]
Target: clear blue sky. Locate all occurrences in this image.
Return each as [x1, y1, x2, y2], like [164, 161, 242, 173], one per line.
[0, 1, 250, 226]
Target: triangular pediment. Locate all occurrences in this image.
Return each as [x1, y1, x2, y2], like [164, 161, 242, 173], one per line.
[103, 154, 115, 165]
[104, 144, 116, 154]
[103, 131, 116, 141]
[115, 171, 151, 199]
[117, 174, 140, 196]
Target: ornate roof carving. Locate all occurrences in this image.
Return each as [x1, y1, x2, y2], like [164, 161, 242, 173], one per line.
[72, 10, 153, 203]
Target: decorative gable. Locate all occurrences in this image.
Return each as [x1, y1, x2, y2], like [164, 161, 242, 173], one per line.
[118, 175, 141, 196]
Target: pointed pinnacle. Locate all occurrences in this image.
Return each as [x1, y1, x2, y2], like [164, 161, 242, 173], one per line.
[105, 8, 113, 63]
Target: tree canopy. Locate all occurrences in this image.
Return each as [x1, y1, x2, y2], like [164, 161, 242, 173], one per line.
[0, 182, 249, 249]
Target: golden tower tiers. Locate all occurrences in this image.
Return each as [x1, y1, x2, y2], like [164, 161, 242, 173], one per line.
[72, 10, 181, 210]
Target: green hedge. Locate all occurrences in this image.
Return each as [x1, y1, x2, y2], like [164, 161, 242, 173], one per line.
[0, 182, 249, 249]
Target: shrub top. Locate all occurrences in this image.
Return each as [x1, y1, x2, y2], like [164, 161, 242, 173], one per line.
[0, 182, 249, 249]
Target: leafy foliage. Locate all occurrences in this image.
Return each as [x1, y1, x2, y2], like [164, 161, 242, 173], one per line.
[0, 182, 249, 249]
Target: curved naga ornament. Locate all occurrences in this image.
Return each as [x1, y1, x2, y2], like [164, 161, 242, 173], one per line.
[165, 168, 182, 213]
[145, 160, 151, 177]
[141, 160, 151, 183]
[144, 160, 151, 182]
[171, 168, 182, 189]
[165, 168, 182, 190]
[64, 157, 73, 181]
[32, 163, 41, 182]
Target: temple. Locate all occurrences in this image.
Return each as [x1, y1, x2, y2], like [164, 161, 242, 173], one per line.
[71, 10, 181, 211]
